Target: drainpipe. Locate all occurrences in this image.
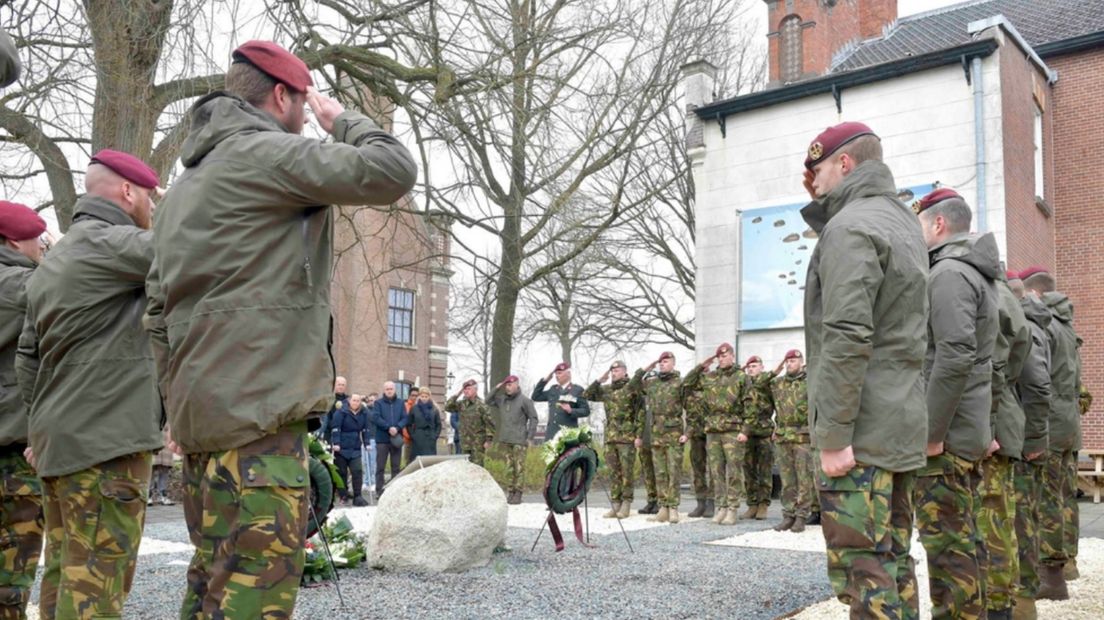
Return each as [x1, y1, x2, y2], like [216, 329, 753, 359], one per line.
[971, 55, 987, 233]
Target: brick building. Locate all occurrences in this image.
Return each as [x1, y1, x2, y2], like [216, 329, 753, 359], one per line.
[684, 0, 1104, 447]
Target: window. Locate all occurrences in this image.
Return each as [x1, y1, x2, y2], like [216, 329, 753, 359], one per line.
[1034, 106, 1044, 200]
[388, 288, 415, 345]
[780, 15, 803, 83]
[394, 381, 412, 400]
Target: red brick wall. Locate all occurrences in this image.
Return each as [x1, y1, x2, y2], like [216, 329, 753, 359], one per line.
[1050, 48, 1104, 449]
[1000, 37, 1055, 271]
[766, 0, 885, 82]
[859, 0, 897, 39]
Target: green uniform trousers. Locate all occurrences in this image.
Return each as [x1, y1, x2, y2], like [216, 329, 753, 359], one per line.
[605, 443, 635, 503]
[652, 433, 684, 508]
[706, 432, 745, 509]
[977, 455, 1018, 611]
[744, 434, 773, 507]
[179, 423, 308, 620]
[502, 443, 527, 495]
[39, 451, 151, 620]
[638, 444, 657, 502]
[0, 451, 43, 620]
[776, 441, 815, 519]
[688, 431, 710, 501]
[1039, 449, 1075, 568]
[1013, 458, 1043, 598]
[915, 452, 985, 620]
[819, 465, 919, 620]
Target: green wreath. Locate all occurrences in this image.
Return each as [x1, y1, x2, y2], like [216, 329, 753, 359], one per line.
[543, 445, 599, 514]
[306, 435, 343, 538]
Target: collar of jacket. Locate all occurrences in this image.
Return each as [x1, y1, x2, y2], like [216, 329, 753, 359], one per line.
[715, 365, 738, 376]
[785, 369, 807, 381]
[610, 377, 630, 389]
[73, 194, 137, 227]
[181, 91, 290, 168]
[0, 244, 35, 269]
[928, 232, 971, 262]
[800, 160, 898, 234]
[1042, 291, 1074, 324]
[657, 370, 681, 381]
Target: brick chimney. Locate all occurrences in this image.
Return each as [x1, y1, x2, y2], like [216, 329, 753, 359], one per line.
[764, 0, 897, 85]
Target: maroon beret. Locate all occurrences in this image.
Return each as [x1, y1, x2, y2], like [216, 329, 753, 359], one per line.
[554, 362, 571, 372]
[745, 355, 763, 366]
[914, 187, 963, 215]
[784, 349, 803, 361]
[805, 122, 878, 170]
[1019, 266, 1050, 280]
[715, 343, 734, 357]
[658, 351, 675, 362]
[90, 150, 159, 189]
[0, 201, 46, 241]
[232, 40, 313, 93]
[462, 379, 477, 389]
[1005, 270, 1021, 281]
[503, 375, 520, 384]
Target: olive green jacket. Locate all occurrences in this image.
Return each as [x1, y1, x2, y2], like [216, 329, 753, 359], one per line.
[991, 280, 1031, 459]
[486, 387, 538, 446]
[1041, 292, 1082, 451]
[145, 92, 417, 453]
[801, 160, 929, 473]
[16, 196, 162, 477]
[0, 246, 35, 446]
[1018, 296, 1052, 456]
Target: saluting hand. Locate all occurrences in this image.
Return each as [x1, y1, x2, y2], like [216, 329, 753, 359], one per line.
[307, 87, 345, 134]
[598, 370, 609, 384]
[802, 169, 818, 200]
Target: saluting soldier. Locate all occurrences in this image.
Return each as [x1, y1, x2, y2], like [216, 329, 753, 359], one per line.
[682, 343, 750, 526]
[771, 349, 813, 533]
[741, 355, 775, 520]
[682, 384, 713, 518]
[802, 122, 928, 619]
[1020, 267, 1083, 601]
[583, 360, 642, 519]
[633, 352, 688, 523]
[532, 362, 590, 441]
[913, 188, 1000, 619]
[0, 201, 47, 618]
[17, 151, 162, 619]
[144, 41, 416, 618]
[487, 375, 538, 504]
[444, 379, 496, 467]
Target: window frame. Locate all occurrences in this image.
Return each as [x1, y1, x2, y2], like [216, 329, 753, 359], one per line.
[387, 287, 416, 346]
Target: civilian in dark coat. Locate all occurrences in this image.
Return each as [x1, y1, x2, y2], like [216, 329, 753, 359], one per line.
[371, 382, 410, 495]
[410, 387, 443, 458]
[330, 393, 369, 505]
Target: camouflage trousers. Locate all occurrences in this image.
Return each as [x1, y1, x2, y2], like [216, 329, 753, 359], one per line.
[0, 451, 43, 619]
[39, 451, 151, 620]
[179, 423, 308, 620]
[460, 431, 487, 467]
[605, 443, 635, 503]
[914, 452, 985, 620]
[706, 432, 745, 509]
[977, 455, 1018, 611]
[818, 465, 919, 620]
[1039, 449, 1075, 567]
[776, 441, 815, 519]
[1064, 452, 1079, 563]
[638, 444, 657, 502]
[744, 434, 773, 508]
[688, 431, 710, 500]
[653, 433, 684, 508]
[502, 443, 527, 494]
[1013, 458, 1043, 598]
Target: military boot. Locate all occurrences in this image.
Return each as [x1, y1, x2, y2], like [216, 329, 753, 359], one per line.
[603, 502, 621, 519]
[712, 507, 728, 524]
[1064, 558, 1080, 580]
[774, 516, 795, 532]
[668, 507, 680, 523]
[648, 506, 669, 523]
[754, 504, 769, 520]
[986, 607, 1012, 620]
[1011, 596, 1037, 620]
[720, 508, 738, 525]
[616, 501, 632, 519]
[739, 505, 757, 520]
[806, 511, 821, 525]
[688, 499, 706, 518]
[1037, 564, 1069, 600]
[702, 499, 715, 518]
[790, 517, 806, 533]
[639, 500, 659, 515]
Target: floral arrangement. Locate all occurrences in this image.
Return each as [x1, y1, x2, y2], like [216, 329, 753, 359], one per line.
[308, 434, 344, 491]
[301, 514, 367, 585]
[540, 425, 593, 472]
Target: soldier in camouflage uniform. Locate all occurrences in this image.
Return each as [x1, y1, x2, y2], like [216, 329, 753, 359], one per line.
[445, 379, 496, 467]
[771, 350, 813, 533]
[742, 355, 775, 520]
[637, 431, 659, 514]
[584, 361, 642, 519]
[1021, 268, 1082, 601]
[0, 201, 46, 619]
[683, 343, 752, 526]
[633, 352, 688, 523]
[683, 388, 713, 518]
[16, 152, 163, 619]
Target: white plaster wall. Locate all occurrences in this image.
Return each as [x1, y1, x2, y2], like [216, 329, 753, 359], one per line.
[691, 52, 1008, 357]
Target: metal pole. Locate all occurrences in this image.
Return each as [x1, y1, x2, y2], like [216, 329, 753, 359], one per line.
[308, 502, 346, 608]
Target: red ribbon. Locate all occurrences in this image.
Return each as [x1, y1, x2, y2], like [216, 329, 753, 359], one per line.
[546, 507, 596, 552]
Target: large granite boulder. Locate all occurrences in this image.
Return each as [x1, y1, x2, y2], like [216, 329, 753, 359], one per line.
[366, 459, 508, 572]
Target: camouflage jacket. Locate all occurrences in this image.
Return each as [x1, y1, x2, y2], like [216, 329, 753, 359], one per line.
[743, 372, 776, 436]
[683, 388, 708, 434]
[683, 364, 747, 434]
[771, 370, 809, 443]
[636, 369, 685, 437]
[583, 377, 641, 444]
[444, 395, 495, 447]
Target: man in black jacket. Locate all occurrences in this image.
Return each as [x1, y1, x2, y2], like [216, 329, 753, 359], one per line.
[532, 362, 590, 441]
